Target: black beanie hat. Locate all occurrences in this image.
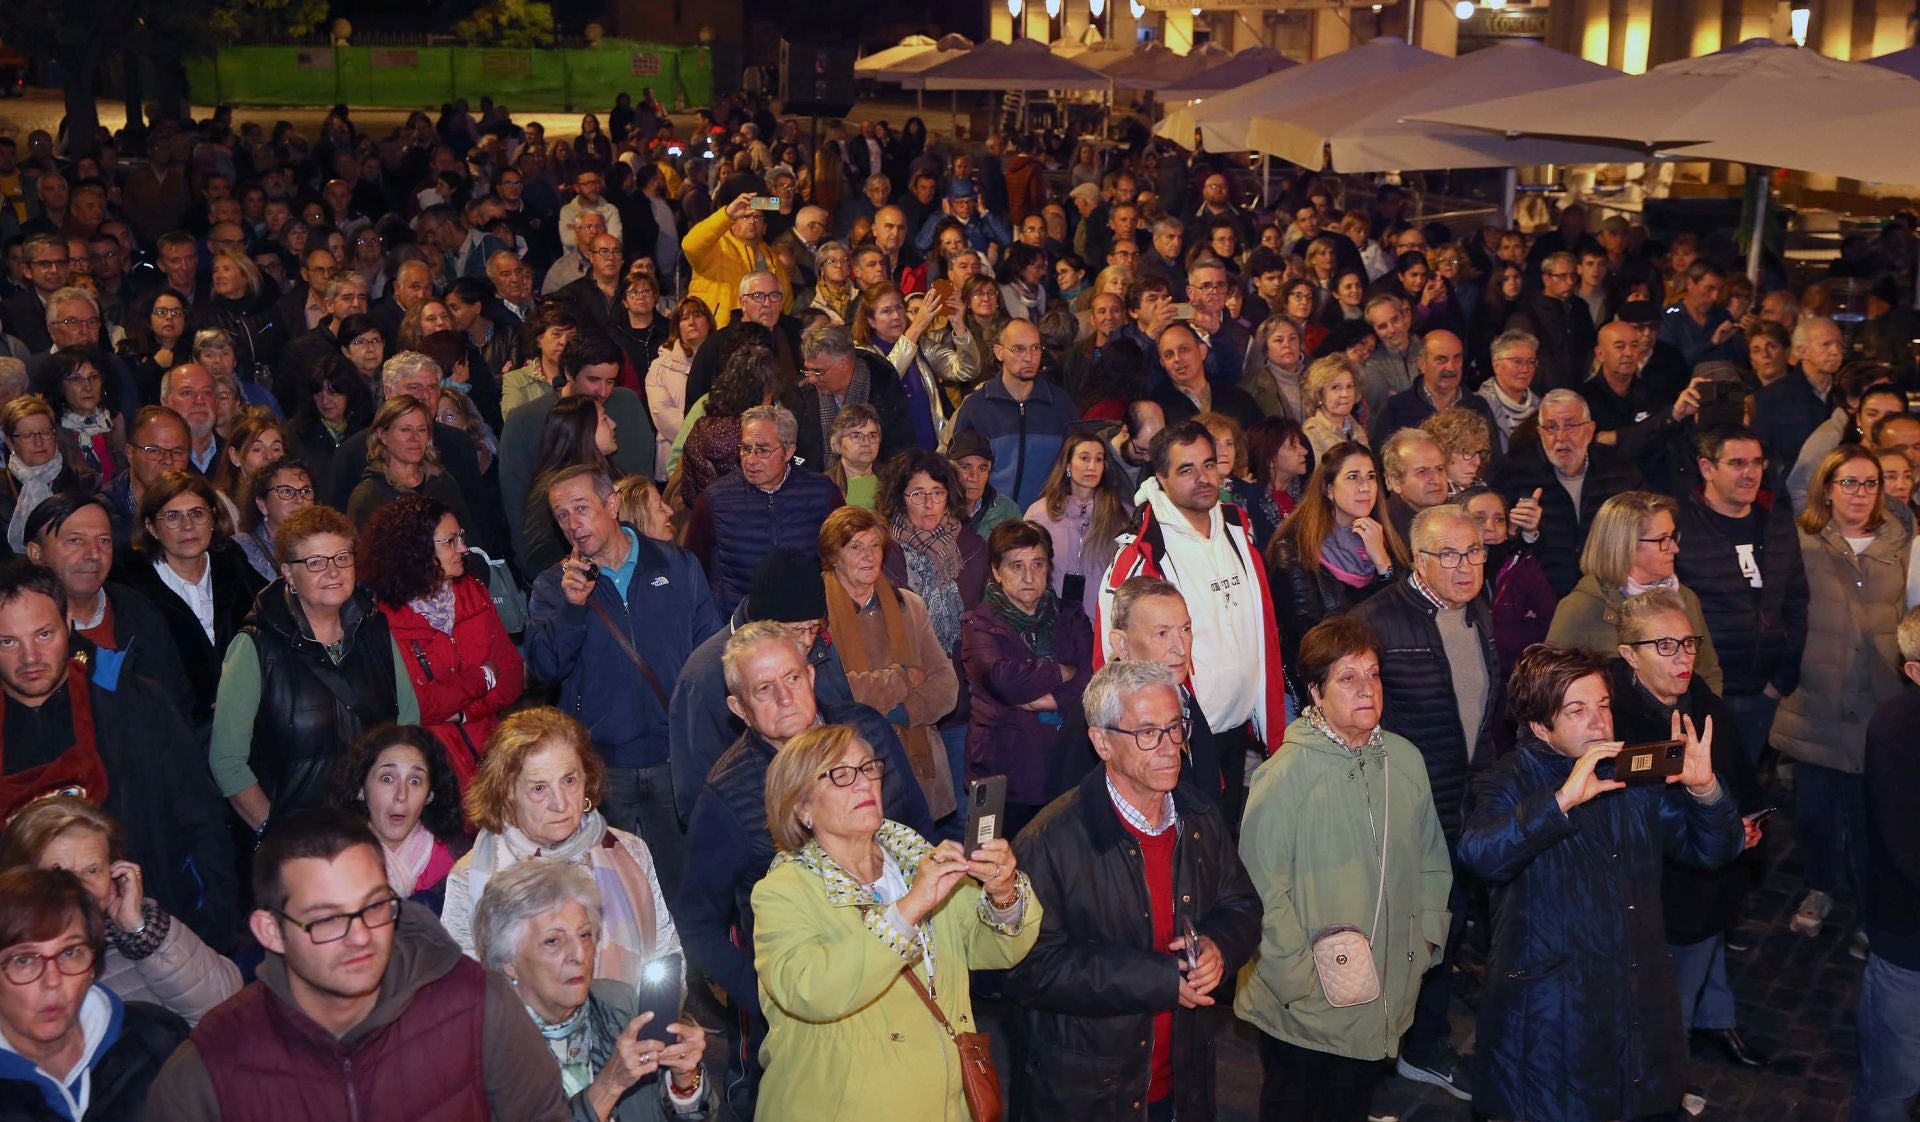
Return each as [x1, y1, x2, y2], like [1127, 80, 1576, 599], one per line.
[745, 547, 827, 622]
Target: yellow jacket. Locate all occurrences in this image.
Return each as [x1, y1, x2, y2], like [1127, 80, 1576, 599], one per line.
[751, 820, 1040, 1122]
[680, 205, 790, 327]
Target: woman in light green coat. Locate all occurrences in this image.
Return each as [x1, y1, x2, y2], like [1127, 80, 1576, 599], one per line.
[1546, 490, 1723, 693]
[751, 724, 1039, 1122]
[1236, 614, 1453, 1121]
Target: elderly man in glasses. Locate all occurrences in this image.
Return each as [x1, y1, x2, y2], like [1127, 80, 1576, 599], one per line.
[1005, 658, 1260, 1122]
[1351, 503, 1504, 1100]
[1491, 388, 1645, 597]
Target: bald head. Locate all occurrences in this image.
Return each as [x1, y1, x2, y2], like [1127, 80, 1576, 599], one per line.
[1418, 330, 1464, 399]
[1596, 320, 1639, 382]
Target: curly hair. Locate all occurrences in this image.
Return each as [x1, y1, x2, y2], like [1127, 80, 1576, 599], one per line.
[273, 504, 357, 568]
[464, 707, 604, 834]
[358, 495, 454, 607]
[877, 448, 963, 524]
[708, 344, 774, 418]
[328, 723, 466, 844]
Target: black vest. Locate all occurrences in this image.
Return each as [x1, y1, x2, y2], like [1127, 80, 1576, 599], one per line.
[243, 583, 398, 816]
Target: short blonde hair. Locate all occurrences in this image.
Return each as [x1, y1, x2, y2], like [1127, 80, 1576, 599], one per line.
[464, 707, 606, 833]
[1579, 491, 1678, 589]
[764, 725, 865, 853]
[1303, 354, 1358, 416]
[1617, 587, 1694, 645]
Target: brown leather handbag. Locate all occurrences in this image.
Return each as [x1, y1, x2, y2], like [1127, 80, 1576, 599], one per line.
[902, 967, 1003, 1122]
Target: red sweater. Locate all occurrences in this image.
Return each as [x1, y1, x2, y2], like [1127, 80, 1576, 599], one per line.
[1119, 812, 1178, 1102]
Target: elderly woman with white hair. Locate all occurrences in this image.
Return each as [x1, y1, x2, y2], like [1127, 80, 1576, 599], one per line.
[476, 859, 713, 1122]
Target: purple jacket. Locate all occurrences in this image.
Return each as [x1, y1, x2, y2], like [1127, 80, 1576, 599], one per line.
[961, 595, 1095, 806]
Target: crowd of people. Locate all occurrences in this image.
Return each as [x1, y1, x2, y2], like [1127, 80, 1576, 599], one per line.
[0, 83, 1916, 1122]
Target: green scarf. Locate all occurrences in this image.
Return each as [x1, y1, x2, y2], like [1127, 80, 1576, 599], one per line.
[985, 582, 1058, 658]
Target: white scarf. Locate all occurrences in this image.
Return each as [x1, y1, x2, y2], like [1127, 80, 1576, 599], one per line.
[7, 453, 64, 553]
[383, 823, 436, 898]
[59, 409, 113, 441]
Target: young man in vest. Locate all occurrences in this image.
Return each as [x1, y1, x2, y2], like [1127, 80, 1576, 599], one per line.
[147, 808, 569, 1120]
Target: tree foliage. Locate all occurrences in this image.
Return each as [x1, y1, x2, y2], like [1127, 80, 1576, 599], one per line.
[455, 0, 556, 48]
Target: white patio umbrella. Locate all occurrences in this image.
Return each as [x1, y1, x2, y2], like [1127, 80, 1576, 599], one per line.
[915, 38, 1113, 92]
[1414, 38, 1920, 280]
[1243, 40, 1629, 172]
[1156, 36, 1445, 153]
[1103, 40, 1228, 92]
[1158, 46, 1294, 103]
[855, 35, 938, 76]
[882, 34, 975, 87]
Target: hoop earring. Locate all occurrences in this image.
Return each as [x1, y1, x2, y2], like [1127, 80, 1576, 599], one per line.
[582, 798, 593, 813]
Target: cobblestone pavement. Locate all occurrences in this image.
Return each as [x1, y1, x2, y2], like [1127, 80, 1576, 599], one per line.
[1214, 772, 1888, 1122]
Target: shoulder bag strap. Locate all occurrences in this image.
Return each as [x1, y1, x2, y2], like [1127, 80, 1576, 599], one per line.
[586, 596, 672, 708]
[1368, 759, 1389, 945]
[901, 966, 957, 1040]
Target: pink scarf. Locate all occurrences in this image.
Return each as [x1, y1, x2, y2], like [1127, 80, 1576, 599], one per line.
[383, 824, 436, 898]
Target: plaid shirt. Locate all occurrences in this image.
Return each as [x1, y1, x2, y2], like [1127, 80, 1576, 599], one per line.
[1106, 773, 1178, 837]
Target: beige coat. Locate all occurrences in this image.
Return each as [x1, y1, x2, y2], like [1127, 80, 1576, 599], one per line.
[96, 910, 243, 1026]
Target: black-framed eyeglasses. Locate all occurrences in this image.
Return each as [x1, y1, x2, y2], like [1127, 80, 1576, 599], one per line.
[1, 942, 95, 985]
[1834, 476, 1883, 495]
[268, 484, 316, 501]
[1637, 531, 1682, 551]
[273, 895, 401, 944]
[818, 759, 885, 787]
[1418, 546, 1488, 570]
[1100, 720, 1191, 752]
[136, 443, 189, 462]
[1628, 635, 1702, 657]
[291, 550, 355, 573]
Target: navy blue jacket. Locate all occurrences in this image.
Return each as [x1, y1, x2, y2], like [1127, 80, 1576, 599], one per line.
[1368, 381, 1497, 448]
[667, 600, 856, 821]
[524, 527, 724, 767]
[1751, 367, 1833, 488]
[683, 464, 844, 615]
[674, 702, 934, 1024]
[1458, 734, 1742, 1122]
[947, 374, 1080, 511]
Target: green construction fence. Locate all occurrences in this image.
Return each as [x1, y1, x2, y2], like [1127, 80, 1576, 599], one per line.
[184, 39, 712, 111]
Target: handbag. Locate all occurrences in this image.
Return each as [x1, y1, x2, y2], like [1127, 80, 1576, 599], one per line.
[465, 547, 527, 636]
[902, 967, 1003, 1122]
[1310, 758, 1390, 1008]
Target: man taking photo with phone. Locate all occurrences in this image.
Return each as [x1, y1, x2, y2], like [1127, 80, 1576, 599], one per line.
[1006, 660, 1261, 1122]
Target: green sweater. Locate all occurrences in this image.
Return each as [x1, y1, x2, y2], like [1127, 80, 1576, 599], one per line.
[209, 632, 420, 797]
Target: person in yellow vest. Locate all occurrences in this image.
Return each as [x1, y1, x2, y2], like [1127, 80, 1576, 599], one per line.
[683, 193, 791, 328]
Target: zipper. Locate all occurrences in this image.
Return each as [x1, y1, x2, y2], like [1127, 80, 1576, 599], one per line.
[1014, 399, 1029, 501]
[344, 1056, 359, 1122]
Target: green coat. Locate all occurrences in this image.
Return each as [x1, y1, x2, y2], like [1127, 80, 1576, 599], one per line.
[751, 820, 1041, 1122]
[1544, 574, 1723, 695]
[1234, 715, 1453, 1061]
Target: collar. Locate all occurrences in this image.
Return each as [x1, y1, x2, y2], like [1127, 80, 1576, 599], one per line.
[71, 589, 106, 631]
[1407, 570, 1448, 613]
[1105, 773, 1177, 837]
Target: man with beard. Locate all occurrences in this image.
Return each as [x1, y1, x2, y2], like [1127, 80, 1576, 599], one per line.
[160, 364, 224, 474]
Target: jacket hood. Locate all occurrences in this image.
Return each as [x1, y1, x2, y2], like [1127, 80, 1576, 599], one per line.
[1279, 711, 1389, 764]
[256, 900, 461, 1050]
[0, 985, 122, 1121]
[1135, 476, 1220, 546]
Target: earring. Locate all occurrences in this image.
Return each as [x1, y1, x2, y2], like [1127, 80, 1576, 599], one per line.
[582, 798, 593, 813]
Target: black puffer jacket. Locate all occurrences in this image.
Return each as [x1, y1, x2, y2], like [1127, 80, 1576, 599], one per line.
[1491, 442, 1643, 599]
[1007, 769, 1262, 1122]
[0, 996, 187, 1122]
[1265, 533, 1393, 707]
[1671, 488, 1809, 698]
[189, 291, 282, 376]
[1351, 578, 1502, 845]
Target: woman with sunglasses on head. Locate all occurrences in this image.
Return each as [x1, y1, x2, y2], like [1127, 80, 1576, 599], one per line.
[1545, 491, 1723, 694]
[210, 506, 419, 842]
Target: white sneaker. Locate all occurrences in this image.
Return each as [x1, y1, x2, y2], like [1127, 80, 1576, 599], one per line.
[1791, 889, 1832, 937]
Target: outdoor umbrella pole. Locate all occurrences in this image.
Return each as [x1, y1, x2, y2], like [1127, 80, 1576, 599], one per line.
[1747, 164, 1770, 286]
[1502, 168, 1518, 227]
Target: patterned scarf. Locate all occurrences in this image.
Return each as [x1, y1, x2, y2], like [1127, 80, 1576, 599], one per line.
[59, 409, 113, 441]
[891, 512, 964, 650]
[6, 452, 63, 554]
[1318, 524, 1377, 589]
[985, 582, 1058, 658]
[526, 1001, 595, 1096]
[409, 583, 458, 636]
[1305, 703, 1386, 755]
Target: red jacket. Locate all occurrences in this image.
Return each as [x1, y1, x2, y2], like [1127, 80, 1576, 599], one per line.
[380, 576, 525, 786]
[1094, 496, 1288, 757]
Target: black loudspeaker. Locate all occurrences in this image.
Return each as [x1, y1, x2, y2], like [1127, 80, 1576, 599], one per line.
[780, 40, 857, 117]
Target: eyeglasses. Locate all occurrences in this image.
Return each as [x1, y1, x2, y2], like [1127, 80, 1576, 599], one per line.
[432, 529, 467, 547]
[157, 505, 213, 529]
[1637, 531, 1682, 551]
[739, 443, 786, 459]
[28, 257, 70, 270]
[740, 290, 782, 305]
[136, 443, 189, 462]
[1190, 282, 1228, 294]
[1544, 270, 1575, 280]
[1539, 421, 1593, 438]
[904, 487, 947, 505]
[838, 430, 880, 444]
[587, 247, 622, 258]
[291, 549, 355, 572]
[1100, 719, 1191, 752]
[269, 484, 316, 501]
[1628, 635, 1703, 657]
[62, 371, 100, 386]
[152, 307, 185, 320]
[1834, 476, 1883, 495]
[818, 759, 886, 787]
[273, 896, 401, 944]
[1418, 545, 1488, 569]
[50, 317, 100, 332]
[1, 942, 95, 985]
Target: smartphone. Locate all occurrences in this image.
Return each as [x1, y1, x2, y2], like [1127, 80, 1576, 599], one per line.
[632, 953, 683, 1044]
[748, 195, 782, 211]
[1060, 572, 1087, 608]
[929, 278, 955, 308]
[1743, 806, 1778, 826]
[1172, 302, 1196, 319]
[575, 550, 598, 585]
[964, 776, 1008, 855]
[1178, 914, 1200, 973]
[1595, 739, 1685, 785]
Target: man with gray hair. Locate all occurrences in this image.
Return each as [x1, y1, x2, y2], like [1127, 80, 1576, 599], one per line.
[683, 402, 845, 613]
[681, 269, 804, 410]
[1381, 427, 1451, 545]
[1492, 386, 1644, 596]
[540, 209, 609, 296]
[793, 321, 915, 470]
[1006, 658, 1261, 1122]
[1352, 503, 1503, 1099]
